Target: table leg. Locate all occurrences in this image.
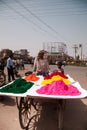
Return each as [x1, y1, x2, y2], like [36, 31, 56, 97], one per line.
[57, 99, 65, 130]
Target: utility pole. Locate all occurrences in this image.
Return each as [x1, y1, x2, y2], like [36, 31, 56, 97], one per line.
[79, 44, 82, 60]
[73, 44, 78, 60]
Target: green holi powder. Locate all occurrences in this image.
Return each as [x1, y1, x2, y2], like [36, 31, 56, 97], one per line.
[0, 78, 34, 94]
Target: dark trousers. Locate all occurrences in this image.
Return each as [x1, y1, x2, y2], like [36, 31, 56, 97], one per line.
[7, 67, 15, 82]
[37, 71, 48, 76]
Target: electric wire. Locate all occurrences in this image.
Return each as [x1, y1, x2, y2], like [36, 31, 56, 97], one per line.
[0, 0, 53, 35]
[14, 0, 71, 43]
[0, 0, 86, 49]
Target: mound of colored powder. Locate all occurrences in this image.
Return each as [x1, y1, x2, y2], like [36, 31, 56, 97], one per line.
[44, 71, 68, 80]
[0, 78, 34, 94]
[41, 75, 71, 85]
[36, 80, 81, 96]
[24, 74, 39, 81]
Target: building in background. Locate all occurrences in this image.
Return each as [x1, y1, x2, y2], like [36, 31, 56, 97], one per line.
[43, 42, 68, 54]
[43, 42, 72, 64]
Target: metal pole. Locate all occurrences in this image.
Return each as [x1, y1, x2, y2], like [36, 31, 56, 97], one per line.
[79, 44, 82, 60]
[73, 44, 78, 60]
[81, 45, 82, 60]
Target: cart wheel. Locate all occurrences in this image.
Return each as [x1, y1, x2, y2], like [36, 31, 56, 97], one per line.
[16, 97, 21, 109]
[31, 99, 40, 111]
[26, 111, 40, 130]
[19, 97, 32, 129]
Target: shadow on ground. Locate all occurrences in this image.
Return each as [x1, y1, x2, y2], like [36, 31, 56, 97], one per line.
[0, 96, 16, 106]
[26, 99, 87, 130]
[63, 99, 87, 130]
[27, 100, 58, 130]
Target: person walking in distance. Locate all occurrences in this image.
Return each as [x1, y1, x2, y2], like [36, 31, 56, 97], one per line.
[7, 53, 15, 82]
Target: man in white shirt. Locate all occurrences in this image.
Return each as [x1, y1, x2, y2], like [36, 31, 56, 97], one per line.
[7, 54, 15, 82]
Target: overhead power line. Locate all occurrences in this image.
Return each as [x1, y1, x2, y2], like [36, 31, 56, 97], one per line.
[0, 0, 86, 44]
[0, 0, 52, 34]
[14, 0, 70, 43]
[0, 0, 69, 41]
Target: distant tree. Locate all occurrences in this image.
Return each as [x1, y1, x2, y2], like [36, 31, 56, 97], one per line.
[0, 49, 13, 59]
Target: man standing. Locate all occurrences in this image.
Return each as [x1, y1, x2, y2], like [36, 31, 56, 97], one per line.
[33, 50, 50, 76]
[0, 58, 6, 83]
[7, 53, 15, 82]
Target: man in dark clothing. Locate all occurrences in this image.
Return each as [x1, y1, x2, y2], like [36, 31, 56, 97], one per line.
[0, 58, 6, 82]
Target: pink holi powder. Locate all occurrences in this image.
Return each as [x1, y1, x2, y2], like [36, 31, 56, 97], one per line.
[36, 80, 81, 96]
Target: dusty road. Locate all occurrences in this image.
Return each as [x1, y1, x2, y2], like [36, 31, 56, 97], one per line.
[0, 65, 87, 130]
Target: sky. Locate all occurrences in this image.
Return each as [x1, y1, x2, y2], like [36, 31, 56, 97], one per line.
[0, 0, 87, 59]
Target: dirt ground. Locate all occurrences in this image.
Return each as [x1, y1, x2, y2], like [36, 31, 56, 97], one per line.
[0, 65, 87, 130]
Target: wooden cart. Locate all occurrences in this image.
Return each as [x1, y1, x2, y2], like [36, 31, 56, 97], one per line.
[0, 74, 87, 130]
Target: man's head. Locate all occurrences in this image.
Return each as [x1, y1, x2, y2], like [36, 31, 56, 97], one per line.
[9, 53, 13, 58]
[38, 50, 45, 58]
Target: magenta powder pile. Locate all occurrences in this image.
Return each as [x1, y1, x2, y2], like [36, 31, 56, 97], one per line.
[36, 80, 81, 96]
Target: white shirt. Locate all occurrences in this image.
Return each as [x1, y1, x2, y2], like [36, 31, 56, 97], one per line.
[7, 57, 13, 69]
